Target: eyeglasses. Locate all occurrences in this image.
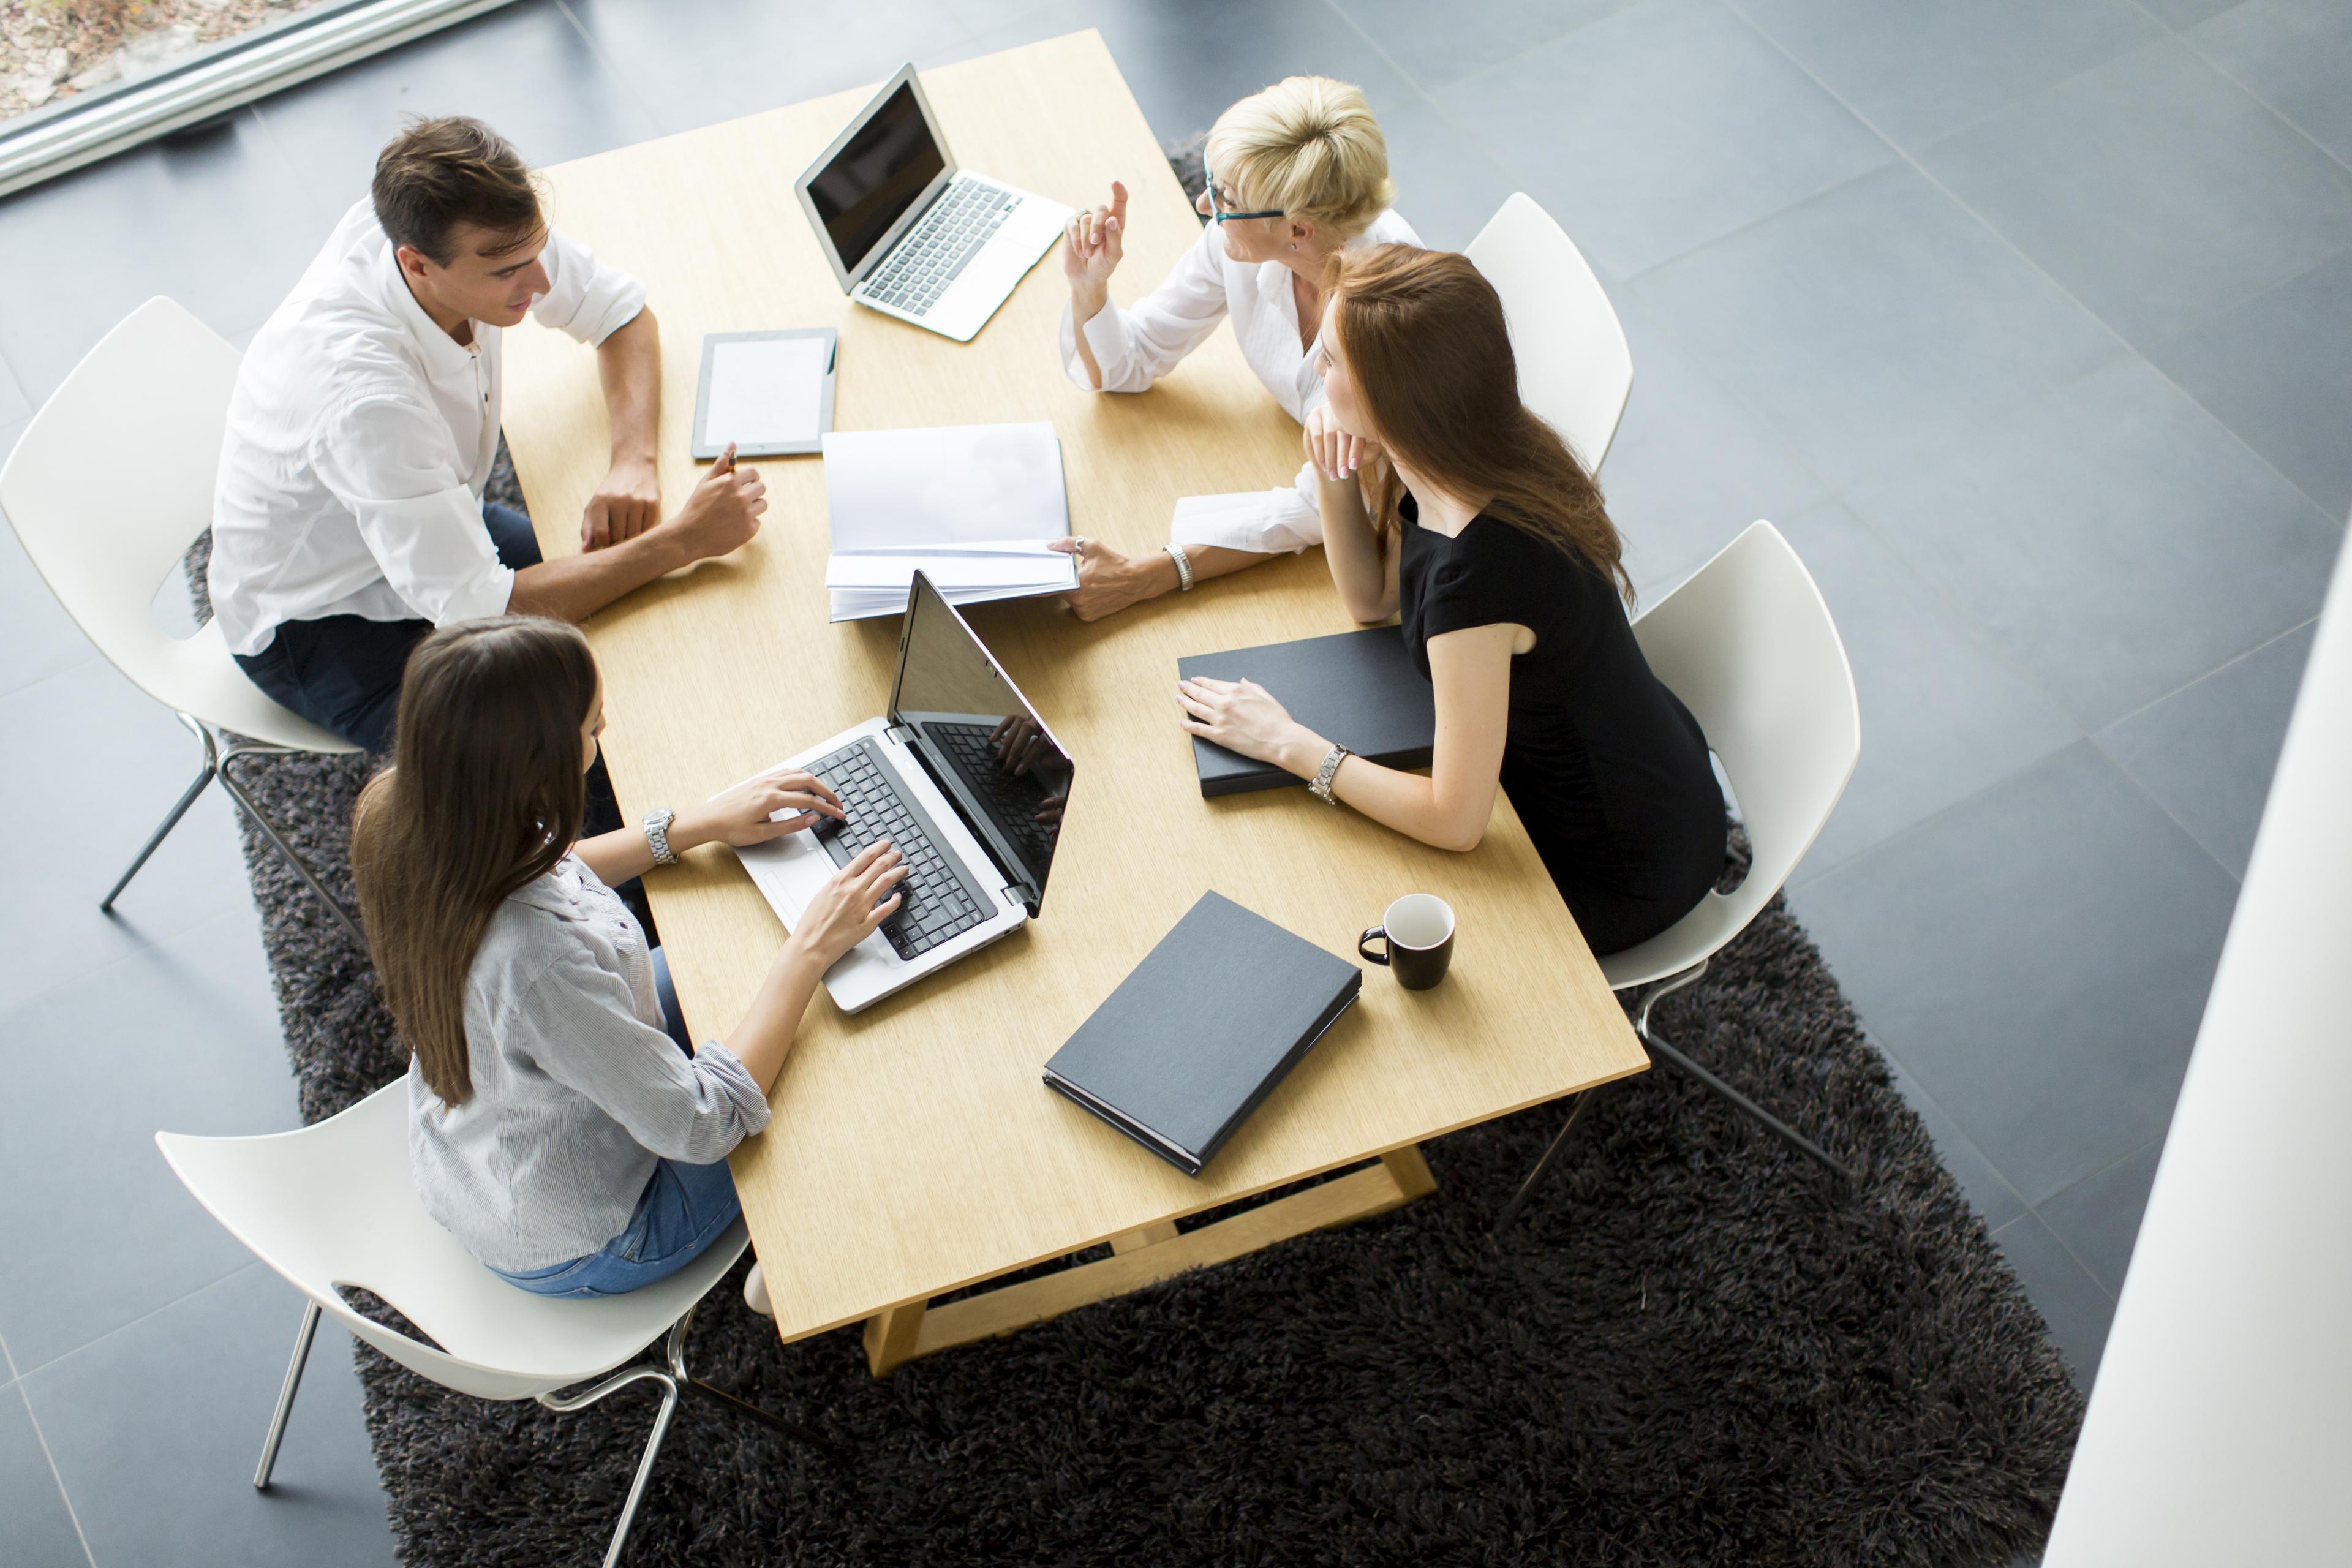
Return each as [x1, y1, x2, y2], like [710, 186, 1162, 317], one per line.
[1204, 166, 1283, 224]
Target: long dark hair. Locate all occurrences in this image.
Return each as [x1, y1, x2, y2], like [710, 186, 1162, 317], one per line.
[1327, 244, 1630, 603]
[351, 617, 599, 1104]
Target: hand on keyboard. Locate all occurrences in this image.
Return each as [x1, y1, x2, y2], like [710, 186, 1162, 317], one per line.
[688, 767, 845, 850]
[784, 840, 909, 969]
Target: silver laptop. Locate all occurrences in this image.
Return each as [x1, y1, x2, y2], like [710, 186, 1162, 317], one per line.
[735, 572, 1075, 1012]
[794, 64, 1074, 343]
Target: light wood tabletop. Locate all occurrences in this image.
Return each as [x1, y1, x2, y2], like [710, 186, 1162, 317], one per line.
[502, 29, 1646, 1373]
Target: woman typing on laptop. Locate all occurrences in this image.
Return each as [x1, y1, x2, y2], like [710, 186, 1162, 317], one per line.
[1173, 249, 1725, 957]
[349, 617, 908, 1307]
[1048, 75, 1419, 620]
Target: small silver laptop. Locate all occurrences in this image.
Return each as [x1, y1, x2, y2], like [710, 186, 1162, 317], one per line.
[734, 572, 1076, 1012]
[794, 64, 1073, 343]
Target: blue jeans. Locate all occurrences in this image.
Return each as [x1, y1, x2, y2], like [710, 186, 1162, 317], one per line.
[233, 501, 542, 754]
[492, 1156, 742, 1298]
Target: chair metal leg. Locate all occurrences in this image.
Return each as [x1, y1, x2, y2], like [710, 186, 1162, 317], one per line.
[254, 1300, 321, 1490]
[1494, 959, 1853, 1233]
[103, 763, 217, 910]
[1628, 959, 1854, 1185]
[214, 741, 366, 949]
[1642, 1030, 1855, 1187]
[532, 1305, 827, 1565]
[101, 712, 219, 913]
[1492, 1090, 1595, 1237]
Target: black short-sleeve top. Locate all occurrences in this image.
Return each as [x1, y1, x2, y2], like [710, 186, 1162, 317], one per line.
[1397, 494, 1724, 952]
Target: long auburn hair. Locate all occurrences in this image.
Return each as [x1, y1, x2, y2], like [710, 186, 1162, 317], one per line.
[351, 616, 599, 1104]
[1327, 244, 1630, 603]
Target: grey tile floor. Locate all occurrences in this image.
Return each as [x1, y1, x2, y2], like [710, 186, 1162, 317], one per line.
[1, 1, 2343, 1561]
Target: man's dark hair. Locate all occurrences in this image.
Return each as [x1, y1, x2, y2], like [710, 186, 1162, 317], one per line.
[371, 116, 543, 267]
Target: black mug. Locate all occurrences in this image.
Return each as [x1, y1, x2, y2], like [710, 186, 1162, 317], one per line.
[1358, 894, 1456, 991]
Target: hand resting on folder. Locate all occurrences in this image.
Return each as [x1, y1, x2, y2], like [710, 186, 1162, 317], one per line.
[1182, 247, 1730, 961]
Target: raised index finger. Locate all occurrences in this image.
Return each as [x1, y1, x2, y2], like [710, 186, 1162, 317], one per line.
[1109, 180, 1128, 224]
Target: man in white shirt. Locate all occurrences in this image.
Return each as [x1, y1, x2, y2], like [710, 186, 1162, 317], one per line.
[210, 116, 768, 752]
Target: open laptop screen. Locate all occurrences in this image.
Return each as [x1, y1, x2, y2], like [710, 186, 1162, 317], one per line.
[890, 574, 1072, 909]
[804, 80, 946, 278]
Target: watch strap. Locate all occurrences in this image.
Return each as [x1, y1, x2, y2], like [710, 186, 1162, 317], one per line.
[1308, 744, 1351, 804]
[643, 807, 679, 865]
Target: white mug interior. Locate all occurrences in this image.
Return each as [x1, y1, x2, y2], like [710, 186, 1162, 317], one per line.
[1384, 894, 1455, 951]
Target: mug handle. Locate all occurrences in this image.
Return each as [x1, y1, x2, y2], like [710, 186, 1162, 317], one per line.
[1357, 925, 1390, 965]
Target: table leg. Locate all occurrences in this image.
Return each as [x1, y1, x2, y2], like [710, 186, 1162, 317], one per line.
[859, 1144, 1436, 1377]
[1108, 1220, 1180, 1254]
[862, 1300, 927, 1378]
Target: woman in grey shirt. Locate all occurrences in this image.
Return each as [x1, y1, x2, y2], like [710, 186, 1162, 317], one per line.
[350, 617, 907, 1300]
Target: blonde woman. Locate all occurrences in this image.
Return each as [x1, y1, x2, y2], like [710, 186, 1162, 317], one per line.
[1051, 75, 1420, 619]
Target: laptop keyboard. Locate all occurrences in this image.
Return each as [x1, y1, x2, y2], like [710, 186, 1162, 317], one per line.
[924, 720, 1061, 872]
[806, 739, 993, 961]
[862, 179, 1022, 318]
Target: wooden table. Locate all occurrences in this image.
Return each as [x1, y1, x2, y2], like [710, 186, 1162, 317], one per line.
[503, 30, 1645, 1376]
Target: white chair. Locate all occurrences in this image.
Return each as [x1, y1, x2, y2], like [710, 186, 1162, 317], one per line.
[156, 1076, 823, 1567]
[1464, 193, 1634, 475]
[0, 296, 364, 946]
[1494, 522, 1861, 1231]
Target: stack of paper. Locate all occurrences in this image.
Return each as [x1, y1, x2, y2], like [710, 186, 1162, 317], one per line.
[821, 422, 1079, 621]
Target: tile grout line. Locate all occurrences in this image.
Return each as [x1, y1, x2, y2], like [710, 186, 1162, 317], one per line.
[2081, 617, 2323, 888]
[1785, 734, 2109, 899]
[1710, 0, 2138, 356]
[10, 1380, 99, 1568]
[1871, 1038, 2035, 1223]
[549, 0, 676, 140]
[13, 1261, 266, 1387]
[2172, 21, 2352, 184]
[0, 867, 257, 1027]
[2092, 613, 2321, 735]
[1311, 0, 1441, 114]
[2087, 729, 2248, 889]
[1709, 0, 2347, 572]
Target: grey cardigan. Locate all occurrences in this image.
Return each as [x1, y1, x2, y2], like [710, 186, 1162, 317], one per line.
[409, 854, 771, 1272]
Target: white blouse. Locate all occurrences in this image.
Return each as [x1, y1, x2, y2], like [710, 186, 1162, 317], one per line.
[1056, 208, 1422, 554]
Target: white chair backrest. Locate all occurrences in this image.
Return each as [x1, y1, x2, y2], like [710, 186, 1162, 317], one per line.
[156, 1076, 740, 1403]
[0, 297, 350, 753]
[1601, 521, 1860, 992]
[1464, 194, 1634, 474]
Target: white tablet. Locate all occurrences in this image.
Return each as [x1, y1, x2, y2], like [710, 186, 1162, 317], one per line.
[691, 328, 838, 459]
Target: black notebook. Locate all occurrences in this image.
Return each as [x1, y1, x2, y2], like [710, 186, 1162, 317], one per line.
[1177, 626, 1436, 796]
[1042, 892, 1362, 1176]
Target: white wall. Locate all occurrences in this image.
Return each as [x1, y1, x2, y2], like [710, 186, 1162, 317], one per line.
[2043, 527, 2352, 1566]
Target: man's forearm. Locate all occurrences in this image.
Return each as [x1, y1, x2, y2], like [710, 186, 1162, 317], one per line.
[598, 307, 661, 463]
[507, 527, 689, 623]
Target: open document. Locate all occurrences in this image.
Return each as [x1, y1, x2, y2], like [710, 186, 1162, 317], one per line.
[820, 421, 1078, 620]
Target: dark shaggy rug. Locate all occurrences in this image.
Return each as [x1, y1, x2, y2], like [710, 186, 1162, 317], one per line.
[178, 142, 2083, 1567]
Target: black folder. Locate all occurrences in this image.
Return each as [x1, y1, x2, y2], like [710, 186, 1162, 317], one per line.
[1042, 892, 1362, 1176]
[1177, 626, 1436, 796]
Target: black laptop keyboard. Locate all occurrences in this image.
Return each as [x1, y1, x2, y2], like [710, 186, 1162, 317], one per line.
[806, 739, 992, 961]
[862, 179, 1020, 317]
[925, 720, 1060, 870]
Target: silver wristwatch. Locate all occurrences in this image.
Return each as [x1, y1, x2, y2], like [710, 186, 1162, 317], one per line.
[1308, 744, 1352, 805]
[643, 807, 679, 865]
[1164, 541, 1196, 592]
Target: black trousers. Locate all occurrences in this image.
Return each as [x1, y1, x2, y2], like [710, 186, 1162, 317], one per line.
[234, 501, 543, 755]
[232, 502, 648, 926]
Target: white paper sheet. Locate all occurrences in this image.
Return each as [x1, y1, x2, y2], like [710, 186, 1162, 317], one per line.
[821, 423, 1068, 552]
[703, 337, 828, 449]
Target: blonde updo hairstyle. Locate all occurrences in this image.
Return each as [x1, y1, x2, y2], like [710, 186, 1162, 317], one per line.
[1204, 76, 1395, 241]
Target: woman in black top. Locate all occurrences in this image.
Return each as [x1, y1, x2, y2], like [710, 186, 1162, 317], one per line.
[1175, 246, 1724, 954]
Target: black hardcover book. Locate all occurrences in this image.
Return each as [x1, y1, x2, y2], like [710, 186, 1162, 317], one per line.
[1042, 891, 1362, 1176]
[1177, 626, 1436, 796]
